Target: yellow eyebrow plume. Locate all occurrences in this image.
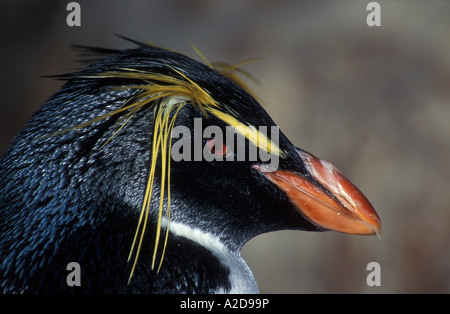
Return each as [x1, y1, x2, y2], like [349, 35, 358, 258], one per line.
[206, 107, 285, 158]
[127, 97, 186, 283]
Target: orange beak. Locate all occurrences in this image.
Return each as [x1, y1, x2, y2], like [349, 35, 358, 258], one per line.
[255, 149, 381, 236]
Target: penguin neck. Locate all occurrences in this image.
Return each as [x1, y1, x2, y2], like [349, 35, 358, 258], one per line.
[155, 221, 260, 294]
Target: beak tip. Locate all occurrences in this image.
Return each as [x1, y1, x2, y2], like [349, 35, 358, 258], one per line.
[372, 221, 382, 239]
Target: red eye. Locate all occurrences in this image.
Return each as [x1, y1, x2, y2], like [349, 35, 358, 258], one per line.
[206, 138, 227, 156]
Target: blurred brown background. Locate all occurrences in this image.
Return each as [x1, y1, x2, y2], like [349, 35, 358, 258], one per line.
[1, 1, 449, 293]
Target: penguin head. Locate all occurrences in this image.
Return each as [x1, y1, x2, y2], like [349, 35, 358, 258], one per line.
[0, 40, 380, 288]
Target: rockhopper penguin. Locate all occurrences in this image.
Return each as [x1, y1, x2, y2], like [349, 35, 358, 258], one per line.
[0, 39, 381, 293]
